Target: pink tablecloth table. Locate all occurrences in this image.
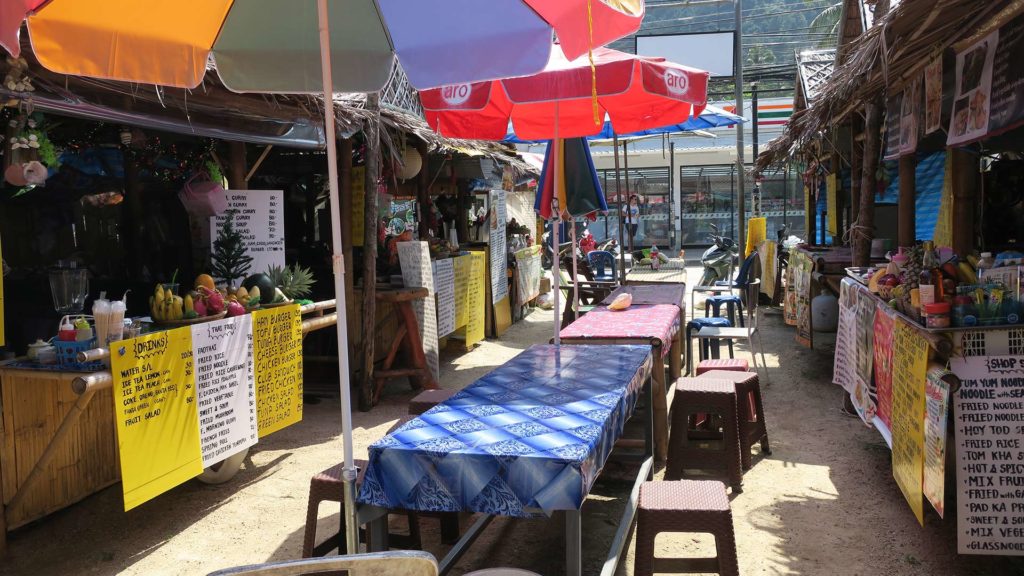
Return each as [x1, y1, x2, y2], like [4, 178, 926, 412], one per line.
[557, 304, 681, 461]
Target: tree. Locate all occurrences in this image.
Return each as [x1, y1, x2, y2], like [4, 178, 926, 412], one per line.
[808, 2, 843, 47]
[210, 209, 253, 287]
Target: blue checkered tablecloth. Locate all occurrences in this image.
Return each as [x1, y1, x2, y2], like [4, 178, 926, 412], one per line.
[357, 344, 653, 518]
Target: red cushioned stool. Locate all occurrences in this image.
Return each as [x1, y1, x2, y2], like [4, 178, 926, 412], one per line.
[667, 378, 744, 492]
[695, 358, 749, 375]
[701, 369, 771, 470]
[634, 480, 739, 576]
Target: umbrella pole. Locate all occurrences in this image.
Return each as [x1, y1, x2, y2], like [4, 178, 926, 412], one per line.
[552, 217, 561, 344]
[570, 219, 579, 321]
[613, 136, 626, 283]
[316, 0, 359, 555]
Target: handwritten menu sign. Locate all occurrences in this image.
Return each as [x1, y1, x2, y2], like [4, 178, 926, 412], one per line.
[489, 189, 508, 305]
[833, 280, 858, 395]
[398, 242, 440, 380]
[192, 316, 257, 467]
[466, 251, 486, 347]
[211, 191, 285, 277]
[793, 252, 814, 348]
[873, 305, 896, 431]
[891, 319, 930, 525]
[433, 258, 456, 338]
[111, 327, 202, 510]
[453, 254, 471, 329]
[952, 355, 1024, 555]
[252, 304, 303, 437]
[924, 366, 952, 518]
[514, 246, 542, 305]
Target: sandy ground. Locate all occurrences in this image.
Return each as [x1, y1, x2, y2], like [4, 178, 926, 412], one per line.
[4, 267, 1024, 575]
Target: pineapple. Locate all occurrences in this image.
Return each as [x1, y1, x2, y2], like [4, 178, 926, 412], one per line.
[266, 264, 315, 299]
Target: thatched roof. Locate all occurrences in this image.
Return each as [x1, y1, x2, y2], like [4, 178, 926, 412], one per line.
[756, 0, 1011, 173]
[3, 43, 534, 175]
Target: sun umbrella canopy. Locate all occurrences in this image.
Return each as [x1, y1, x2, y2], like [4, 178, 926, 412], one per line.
[503, 104, 745, 143]
[3, 0, 645, 92]
[536, 137, 608, 220]
[420, 47, 711, 141]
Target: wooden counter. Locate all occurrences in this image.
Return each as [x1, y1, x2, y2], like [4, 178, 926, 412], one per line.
[0, 366, 119, 547]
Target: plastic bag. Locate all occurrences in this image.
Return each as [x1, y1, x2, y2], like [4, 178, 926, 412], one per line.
[178, 171, 228, 219]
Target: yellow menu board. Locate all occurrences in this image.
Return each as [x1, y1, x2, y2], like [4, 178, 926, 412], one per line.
[826, 173, 838, 236]
[891, 319, 930, 525]
[252, 304, 304, 437]
[465, 251, 486, 347]
[110, 327, 202, 510]
[453, 254, 471, 329]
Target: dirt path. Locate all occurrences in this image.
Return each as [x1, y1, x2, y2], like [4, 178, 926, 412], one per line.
[4, 272, 1021, 575]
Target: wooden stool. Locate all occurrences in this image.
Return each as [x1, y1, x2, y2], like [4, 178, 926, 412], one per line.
[408, 388, 457, 415]
[695, 358, 749, 375]
[634, 480, 739, 576]
[667, 378, 744, 492]
[373, 288, 440, 406]
[701, 370, 770, 470]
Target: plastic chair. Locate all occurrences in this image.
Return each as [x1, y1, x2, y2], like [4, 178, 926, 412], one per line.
[587, 250, 617, 282]
[207, 551, 438, 576]
[692, 279, 770, 384]
[691, 253, 757, 315]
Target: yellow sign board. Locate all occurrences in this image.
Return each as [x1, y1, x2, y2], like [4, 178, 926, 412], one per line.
[891, 319, 930, 525]
[252, 304, 304, 437]
[453, 254, 471, 329]
[745, 217, 766, 258]
[110, 327, 202, 510]
[933, 154, 954, 248]
[465, 251, 486, 347]
[352, 166, 365, 247]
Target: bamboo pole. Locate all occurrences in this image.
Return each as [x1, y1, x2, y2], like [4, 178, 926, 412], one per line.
[5, 390, 98, 517]
[951, 148, 978, 257]
[227, 141, 247, 190]
[360, 93, 381, 412]
[417, 139, 431, 241]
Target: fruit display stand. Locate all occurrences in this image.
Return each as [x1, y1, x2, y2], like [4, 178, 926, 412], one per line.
[0, 299, 338, 552]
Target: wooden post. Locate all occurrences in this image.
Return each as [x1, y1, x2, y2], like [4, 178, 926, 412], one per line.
[898, 154, 917, 247]
[123, 146, 144, 277]
[360, 94, 381, 412]
[951, 148, 979, 257]
[416, 139, 430, 240]
[227, 141, 247, 190]
[854, 100, 882, 266]
[850, 121, 863, 242]
[455, 161, 469, 244]
[339, 137, 355, 373]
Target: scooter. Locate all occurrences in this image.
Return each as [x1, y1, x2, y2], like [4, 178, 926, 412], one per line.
[697, 223, 739, 286]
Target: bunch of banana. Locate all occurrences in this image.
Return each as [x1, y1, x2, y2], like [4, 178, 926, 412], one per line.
[149, 284, 184, 321]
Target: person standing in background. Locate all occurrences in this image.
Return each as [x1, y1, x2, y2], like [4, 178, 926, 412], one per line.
[622, 194, 640, 253]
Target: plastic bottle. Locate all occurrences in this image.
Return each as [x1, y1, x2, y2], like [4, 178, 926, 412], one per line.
[976, 252, 995, 278]
[58, 318, 76, 342]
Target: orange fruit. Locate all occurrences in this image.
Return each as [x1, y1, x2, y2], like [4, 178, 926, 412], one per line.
[195, 274, 216, 291]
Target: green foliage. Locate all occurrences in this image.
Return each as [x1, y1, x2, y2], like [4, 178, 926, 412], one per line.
[205, 160, 225, 187]
[211, 210, 253, 286]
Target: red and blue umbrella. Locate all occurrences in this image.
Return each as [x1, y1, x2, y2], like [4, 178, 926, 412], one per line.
[536, 137, 608, 221]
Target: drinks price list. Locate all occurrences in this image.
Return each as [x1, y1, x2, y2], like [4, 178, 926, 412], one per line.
[953, 355, 1024, 555]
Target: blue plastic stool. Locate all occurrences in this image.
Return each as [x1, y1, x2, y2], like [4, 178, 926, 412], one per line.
[705, 294, 745, 327]
[686, 317, 733, 375]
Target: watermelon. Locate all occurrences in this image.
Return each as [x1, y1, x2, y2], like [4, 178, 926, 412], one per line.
[242, 273, 276, 304]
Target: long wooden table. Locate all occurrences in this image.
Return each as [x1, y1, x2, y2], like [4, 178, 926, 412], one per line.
[556, 304, 682, 461]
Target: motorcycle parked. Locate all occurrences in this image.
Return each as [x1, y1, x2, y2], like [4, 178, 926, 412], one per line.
[697, 223, 740, 286]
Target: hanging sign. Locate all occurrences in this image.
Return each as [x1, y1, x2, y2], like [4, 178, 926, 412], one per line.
[873, 304, 897, 432]
[952, 355, 1024, 555]
[514, 246, 542, 306]
[826, 174, 838, 236]
[433, 258, 456, 338]
[398, 241, 440, 381]
[793, 252, 814, 348]
[191, 316, 257, 467]
[466, 251, 486, 347]
[252, 304, 303, 437]
[925, 59, 943, 134]
[924, 366, 952, 518]
[111, 328, 202, 510]
[211, 191, 286, 278]
[489, 189, 508, 305]
[891, 319, 930, 525]
[453, 254, 471, 330]
[948, 29, 998, 145]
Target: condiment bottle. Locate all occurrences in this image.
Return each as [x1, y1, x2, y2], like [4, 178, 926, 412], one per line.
[58, 318, 76, 341]
[977, 252, 995, 278]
